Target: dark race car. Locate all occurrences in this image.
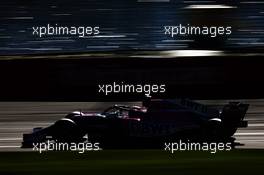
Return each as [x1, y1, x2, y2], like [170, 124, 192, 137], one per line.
[22, 99, 249, 149]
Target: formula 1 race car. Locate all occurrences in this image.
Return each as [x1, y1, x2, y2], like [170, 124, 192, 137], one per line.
[22, 99, 249, 149]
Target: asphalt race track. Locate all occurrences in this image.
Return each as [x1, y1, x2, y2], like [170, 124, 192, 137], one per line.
[0, 100, 263, 151]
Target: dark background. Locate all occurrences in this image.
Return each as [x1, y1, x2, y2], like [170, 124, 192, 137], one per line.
[0, 54, 264, 101]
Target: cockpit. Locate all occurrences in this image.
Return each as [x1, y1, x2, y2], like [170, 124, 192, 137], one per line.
[102, 105, 145, 119]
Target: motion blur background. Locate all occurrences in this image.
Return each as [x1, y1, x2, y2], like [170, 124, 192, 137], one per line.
[0, 0, 263, 55]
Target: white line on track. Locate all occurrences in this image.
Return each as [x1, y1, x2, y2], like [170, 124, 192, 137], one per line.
[0, 138, 21, 141]
[235, 132, 264, 136]
[0, 146, 21, 148]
